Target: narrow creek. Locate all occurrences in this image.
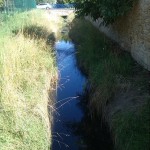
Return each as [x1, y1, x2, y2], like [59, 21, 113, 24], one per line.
[52, 34, 113, 149]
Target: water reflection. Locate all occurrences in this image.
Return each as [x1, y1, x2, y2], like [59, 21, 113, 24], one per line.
[52, 40, 86, 150]
[52, 40, 113, 150]
[68, 89, 114, 150]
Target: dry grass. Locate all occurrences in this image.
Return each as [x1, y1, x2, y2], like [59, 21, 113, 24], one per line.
[0, 10, 63, 150]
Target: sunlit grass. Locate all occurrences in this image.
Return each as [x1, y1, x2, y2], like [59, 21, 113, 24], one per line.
[112, 100, 150, 150]
[0, 10, 63, 150]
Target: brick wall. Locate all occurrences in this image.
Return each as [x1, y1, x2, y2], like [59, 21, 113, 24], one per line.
[86, 0, 150, 71]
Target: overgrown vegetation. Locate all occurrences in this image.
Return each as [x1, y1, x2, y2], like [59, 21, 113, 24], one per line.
[75, 0, 137, 25]
[69, 18, 150, 150]
[70, 18, 134, 111]
[0, 0, 3, 6]
[112, 101, 150, 150]
[0, 10, 63, 150]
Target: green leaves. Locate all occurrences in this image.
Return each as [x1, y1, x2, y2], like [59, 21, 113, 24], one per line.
[75, 0, 136, 25]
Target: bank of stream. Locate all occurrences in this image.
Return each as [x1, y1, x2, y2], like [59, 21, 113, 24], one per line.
[52, 29, 114, 149]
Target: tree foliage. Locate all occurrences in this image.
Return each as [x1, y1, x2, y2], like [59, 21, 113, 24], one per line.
[63, 0, 75, 3]
[36, 0, 56, 4]
[75, 0, 136, 25]
[36, 0, 74, 4]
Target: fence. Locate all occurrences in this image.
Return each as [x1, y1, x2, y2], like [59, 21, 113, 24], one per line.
[0, 0, 36, 13]
[14, 0, 36, 9]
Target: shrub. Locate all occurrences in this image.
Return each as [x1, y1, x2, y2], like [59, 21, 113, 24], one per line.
[75, 0, 137, 25]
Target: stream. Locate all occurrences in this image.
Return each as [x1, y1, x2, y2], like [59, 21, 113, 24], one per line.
[52, 39, 113, 150]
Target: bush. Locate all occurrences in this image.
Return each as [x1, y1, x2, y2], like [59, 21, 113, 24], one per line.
[69, 18, 150, 150]
[75, 0, 137, 25]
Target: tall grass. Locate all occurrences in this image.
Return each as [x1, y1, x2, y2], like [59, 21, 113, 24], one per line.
[0, 10, 63, 150]
[69, 18, 150, 150]
[112, 100, 150, 150]
[70, 18, 134, 112]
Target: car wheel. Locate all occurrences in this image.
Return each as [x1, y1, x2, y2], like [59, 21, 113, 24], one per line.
[46, 7, 50, 10]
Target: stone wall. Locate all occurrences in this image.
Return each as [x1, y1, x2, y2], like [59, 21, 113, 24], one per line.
[86, 0, 150, 71]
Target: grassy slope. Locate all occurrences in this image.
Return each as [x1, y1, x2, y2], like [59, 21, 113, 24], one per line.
[69, 18, 150, 150]
[0, 10, 63, 150]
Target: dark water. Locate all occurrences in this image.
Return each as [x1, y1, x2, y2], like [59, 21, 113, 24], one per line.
[52, 40, 113, 150]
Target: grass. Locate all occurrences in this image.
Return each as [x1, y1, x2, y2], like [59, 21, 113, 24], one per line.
[112, 100, 150, 150]
[0, 10, 63, 150]
[69, 18, 134, 112]
[69, 18, 150, 150]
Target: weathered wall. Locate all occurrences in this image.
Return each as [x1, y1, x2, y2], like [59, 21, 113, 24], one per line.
[86, 0, 150, 71]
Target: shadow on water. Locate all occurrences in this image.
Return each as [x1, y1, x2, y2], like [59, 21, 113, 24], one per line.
[68, 88, 114, 150]
[52, 40, 114, 150]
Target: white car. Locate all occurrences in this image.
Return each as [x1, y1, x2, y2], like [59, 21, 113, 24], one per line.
[36, 3, 52, 9]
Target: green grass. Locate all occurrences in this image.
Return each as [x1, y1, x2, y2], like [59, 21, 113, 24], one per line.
[70, 18, 134, 111]
[112, 100, 150, 150]
[69, 18, 150, 150]
[0, 10, 63, 150]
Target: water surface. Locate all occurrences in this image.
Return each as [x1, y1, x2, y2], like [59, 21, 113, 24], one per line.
[52, 40, 86, 150]
[52, 40, 113, 150]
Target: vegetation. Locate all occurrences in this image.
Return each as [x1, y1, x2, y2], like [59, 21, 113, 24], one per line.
[69, 18, 150, 150]
[112, 101, 150, 150]
[57, 0, 75, 3]
[36, 0, 74, 4]
[0, 10, 63, 150]
[70, 18, 134, 111]
[0, 0, 3, 7]
[36, 0, 56, 4]
[75, 0, 137, 25]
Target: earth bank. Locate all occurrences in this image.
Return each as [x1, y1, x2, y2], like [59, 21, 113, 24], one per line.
[69, 18, 150, 150]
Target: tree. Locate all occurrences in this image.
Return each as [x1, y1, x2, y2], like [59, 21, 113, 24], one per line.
[75, 0, 136, 25]
[56, 0, 75, 4]
[56, 0, 64, 4]
[63, 0, 75, 3]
